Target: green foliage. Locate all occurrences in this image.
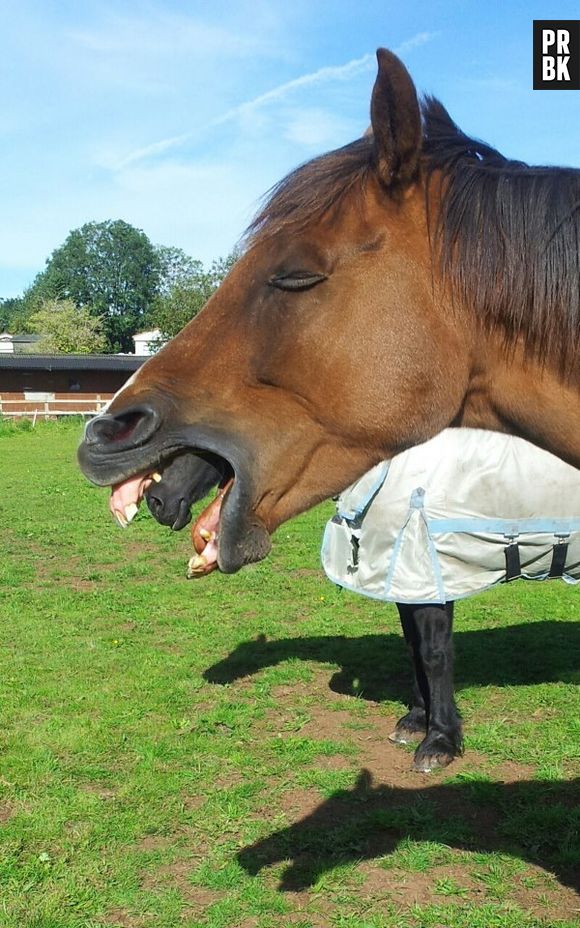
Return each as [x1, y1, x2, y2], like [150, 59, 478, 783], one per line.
[154, 244, 203, 296]
[150, 251, 238, 340]
[27, 298, 106, 354]
[0, 296, 30, 333]
[5, 222, 239, 354]
[26, 220, 160, 352]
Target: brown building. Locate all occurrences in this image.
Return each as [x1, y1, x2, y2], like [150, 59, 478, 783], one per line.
[0, 354, 145, 418]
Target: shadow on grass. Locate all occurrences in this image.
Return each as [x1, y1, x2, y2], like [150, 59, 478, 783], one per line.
[204, 621, 580, 702]
[237, 770, 580, 893]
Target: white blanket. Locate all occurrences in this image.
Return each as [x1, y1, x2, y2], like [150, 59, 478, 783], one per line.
[321, 429, 580, 603]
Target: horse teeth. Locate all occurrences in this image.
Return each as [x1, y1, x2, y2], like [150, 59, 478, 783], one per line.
[114, 511, 128, 528]
[199, 528, 212, 541]
[187, 554, 207, 578]
[125, 502, 139, 523]
[151, 472, 162, 482]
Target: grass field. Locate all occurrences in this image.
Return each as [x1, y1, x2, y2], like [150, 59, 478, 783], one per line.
[0, 418, 579, 928]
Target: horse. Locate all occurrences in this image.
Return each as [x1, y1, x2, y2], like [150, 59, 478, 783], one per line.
[78, 49, 580, 767]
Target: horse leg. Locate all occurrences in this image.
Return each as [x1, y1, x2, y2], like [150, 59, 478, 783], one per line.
[390, 603, 429, 742]
[390, 603, 462, 770]
[410, 602, 463, 772]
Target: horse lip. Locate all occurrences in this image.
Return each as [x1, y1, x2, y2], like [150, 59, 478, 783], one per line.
[216, 477, 272, 573]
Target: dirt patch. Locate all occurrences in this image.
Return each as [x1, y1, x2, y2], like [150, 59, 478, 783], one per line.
[313, 753, 352, 772]
[66, 578, 102, 591]
[279, 788, 324, 820]
[0, 802, 14, 823]
[142, 858, 223, 914]
[292, 695, 538, 786]
[102, 909, 142, 928]
[361, 862, 470, 905]
[505, 864, 580, 922]
[79, 782, 117, 800]
[358, 862, 580, 922]
[118, 621, 138, 633]
[137, 835, 172, 853]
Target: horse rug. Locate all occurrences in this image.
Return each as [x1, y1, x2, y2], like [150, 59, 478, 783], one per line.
[321, 429, 580, 603]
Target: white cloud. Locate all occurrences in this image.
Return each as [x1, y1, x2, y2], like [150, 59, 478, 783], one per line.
[396, 31, 440, 56]
[114, 31, 439, 170]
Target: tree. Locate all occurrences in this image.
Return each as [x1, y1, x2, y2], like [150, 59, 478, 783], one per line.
[155, 245, 202, 296]
[28, 299, 106, 354]
[150, 252, 239, 341]
[0, 296, 30, 333]
[26, 220, 160, 352]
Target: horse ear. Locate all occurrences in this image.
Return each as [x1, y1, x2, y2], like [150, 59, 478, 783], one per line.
[370, 48, 422, 189]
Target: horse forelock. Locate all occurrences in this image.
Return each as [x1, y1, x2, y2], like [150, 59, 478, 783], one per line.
[244, 136, 375, 245]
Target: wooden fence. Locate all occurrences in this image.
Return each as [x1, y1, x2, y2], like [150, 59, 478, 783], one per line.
[0, 394, 112, 420]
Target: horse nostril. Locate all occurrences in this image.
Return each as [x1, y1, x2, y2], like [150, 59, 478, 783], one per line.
[146, 492, 164, 517]
[84, 404, 161, 448]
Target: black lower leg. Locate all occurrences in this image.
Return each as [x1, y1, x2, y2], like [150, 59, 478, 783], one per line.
[391, 604, 430, 742]
[411, 602, 463, 771]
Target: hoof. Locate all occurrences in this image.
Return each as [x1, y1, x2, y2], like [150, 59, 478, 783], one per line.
[413, 731, 462, 773]
[389, 709, 427, 745]
[389, 727, 424, 745]
[413, 749, 455, 773]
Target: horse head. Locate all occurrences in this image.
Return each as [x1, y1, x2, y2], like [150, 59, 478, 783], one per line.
[78, 48, 580, 574]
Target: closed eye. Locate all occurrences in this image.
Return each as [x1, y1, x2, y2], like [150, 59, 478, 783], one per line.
[269, 271, 327, 292]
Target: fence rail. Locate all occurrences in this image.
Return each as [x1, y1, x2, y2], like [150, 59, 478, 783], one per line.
[0, 396, 109, 420]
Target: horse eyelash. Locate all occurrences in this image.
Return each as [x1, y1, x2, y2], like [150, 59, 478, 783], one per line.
[268, 273, 328, 292]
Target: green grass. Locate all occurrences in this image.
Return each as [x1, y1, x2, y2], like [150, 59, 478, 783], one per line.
[0, 419, 579, 927]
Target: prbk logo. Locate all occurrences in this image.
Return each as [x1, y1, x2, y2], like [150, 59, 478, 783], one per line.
[533, 20, 580, 89]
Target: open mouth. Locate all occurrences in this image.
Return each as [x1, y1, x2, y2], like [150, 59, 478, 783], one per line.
[79, 410, 272, 576]
[107, 452, 252, 577]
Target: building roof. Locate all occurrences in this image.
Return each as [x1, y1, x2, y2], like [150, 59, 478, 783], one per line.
[0, 354, 146, 371]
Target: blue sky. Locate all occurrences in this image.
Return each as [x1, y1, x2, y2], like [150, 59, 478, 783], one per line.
[1, 0, 579, 299]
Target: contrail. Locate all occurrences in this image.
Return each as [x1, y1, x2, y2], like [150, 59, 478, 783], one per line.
[115, 31, 438, 170]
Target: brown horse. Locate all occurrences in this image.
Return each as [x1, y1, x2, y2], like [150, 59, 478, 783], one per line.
[79, 48, 580, 581]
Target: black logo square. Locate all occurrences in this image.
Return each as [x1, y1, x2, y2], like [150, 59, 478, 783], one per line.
[533, 20, 580, 89]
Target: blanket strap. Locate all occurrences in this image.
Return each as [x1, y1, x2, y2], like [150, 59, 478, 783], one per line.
[504, 540, 522, 581]
[548, 537, 569, 578]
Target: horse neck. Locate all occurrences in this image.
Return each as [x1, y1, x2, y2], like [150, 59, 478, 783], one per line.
[458, 338, 580, 469]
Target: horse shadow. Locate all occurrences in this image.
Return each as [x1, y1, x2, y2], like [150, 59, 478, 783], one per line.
[203, 620, 580, 702]
[237, 770, 580, 894]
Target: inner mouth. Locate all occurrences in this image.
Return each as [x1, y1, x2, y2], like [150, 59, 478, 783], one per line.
[108, 453, 236, 576]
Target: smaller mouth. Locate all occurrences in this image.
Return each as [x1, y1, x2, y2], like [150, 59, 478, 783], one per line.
[109, 470, 162, 527]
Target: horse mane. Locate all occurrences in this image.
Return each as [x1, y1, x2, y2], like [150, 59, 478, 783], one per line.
[247, 97, 580, 365]
[422, 97, 580, 366]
